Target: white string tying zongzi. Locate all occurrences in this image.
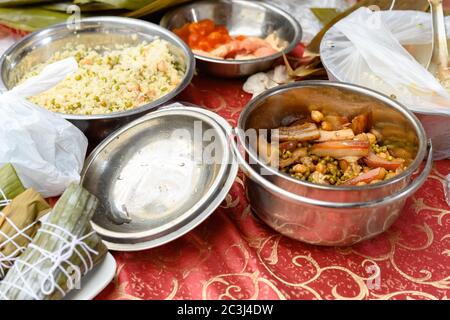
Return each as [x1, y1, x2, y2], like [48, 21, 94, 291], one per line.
[0, 222, 98, 300]
[0, 187, 11, 207]
[0, 211, 37, 279]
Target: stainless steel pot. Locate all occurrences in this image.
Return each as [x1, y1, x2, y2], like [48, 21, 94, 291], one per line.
[233, 81, 432, 246]
[0, 17, 195, 145]
[236, 81, 429, 203]
[160, 0, 302, 78]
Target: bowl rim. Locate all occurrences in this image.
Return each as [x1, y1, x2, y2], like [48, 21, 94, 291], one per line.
[236, 80, 428, 192]
[160, 0, 302, 65]
[0, 16, 195, 120]
[81, 107, 231, 240]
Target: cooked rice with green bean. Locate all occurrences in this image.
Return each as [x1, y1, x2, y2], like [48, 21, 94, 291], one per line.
[21, 39, 185, 115]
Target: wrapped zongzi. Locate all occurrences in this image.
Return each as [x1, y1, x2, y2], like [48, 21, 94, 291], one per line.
[0, 183, 108, 300]
[0, 188, 50, 279]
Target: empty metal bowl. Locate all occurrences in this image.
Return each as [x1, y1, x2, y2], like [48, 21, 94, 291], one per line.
[81, 107, 233, 251]
[0, 17, 195, 144]
[160, 0, 302, 78]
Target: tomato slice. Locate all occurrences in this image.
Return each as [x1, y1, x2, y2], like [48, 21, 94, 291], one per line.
[173, 19, 233, 52]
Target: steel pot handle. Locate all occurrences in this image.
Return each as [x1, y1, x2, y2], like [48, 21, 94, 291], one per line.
[231, 134, 433, 209]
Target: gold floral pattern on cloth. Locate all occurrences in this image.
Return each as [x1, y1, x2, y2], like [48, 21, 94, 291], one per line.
[97, 76, 450, 300]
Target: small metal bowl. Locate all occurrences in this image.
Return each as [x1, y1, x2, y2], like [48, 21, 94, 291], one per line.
[160, 0, 302, 78]
[0, 17, 195, 144]
[81, 107, 235, 251]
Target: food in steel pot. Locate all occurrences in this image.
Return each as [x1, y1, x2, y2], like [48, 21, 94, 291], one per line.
[173, 19, 288, 60]
[19, 39, 186, 115]
[267, 110, 411, 186]
[235, 81, 431, 246]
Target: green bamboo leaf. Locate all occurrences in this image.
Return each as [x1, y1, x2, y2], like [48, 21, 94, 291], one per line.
[124, 0, 191, 18]
[42, 1, 123, 12]
[74, 0, 155, 10]
[0, 183, 108, 300]
[0, 8, 69, 31]
[0, 164, 25, 210]
[0, 0, 50, 6]
[311, 8, 340, 26]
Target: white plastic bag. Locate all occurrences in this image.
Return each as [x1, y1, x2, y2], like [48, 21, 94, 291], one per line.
[321, 8, 450, 159]
[0, 58, 88, 197]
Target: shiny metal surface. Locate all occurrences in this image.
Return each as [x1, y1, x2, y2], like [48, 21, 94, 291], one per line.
[233, 138, 432, 246]
[160, 0, 302, 78]
[98, 105, 239, 251]
[234, 81, 431, 246]
[0, 17, 195, 144]
[81, 108, 232, 250]
[237, 81, 428, 203]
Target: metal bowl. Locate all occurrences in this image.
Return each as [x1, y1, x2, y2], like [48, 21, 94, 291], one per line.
[0, 17, 195, 144]
[81, 107, 234, 251]
[160, 0, 302, 78]
[232, 81, 433, 246]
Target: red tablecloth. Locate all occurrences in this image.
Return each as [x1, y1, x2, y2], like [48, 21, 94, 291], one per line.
[97, 76, 450, 300]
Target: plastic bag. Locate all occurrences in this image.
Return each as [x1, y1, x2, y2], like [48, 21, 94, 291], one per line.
[243, 65, 293, 97]
[321, 8, 450, 159]
[0, 58, 88, 197]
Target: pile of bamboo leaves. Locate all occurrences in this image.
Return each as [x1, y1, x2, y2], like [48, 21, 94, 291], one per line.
[0, 0, 192, 32]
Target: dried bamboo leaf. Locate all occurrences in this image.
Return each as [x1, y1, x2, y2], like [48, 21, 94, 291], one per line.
[283, 53, 295, 75]
[311, 8, 340, 25]
[283, 53, 324, 79]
